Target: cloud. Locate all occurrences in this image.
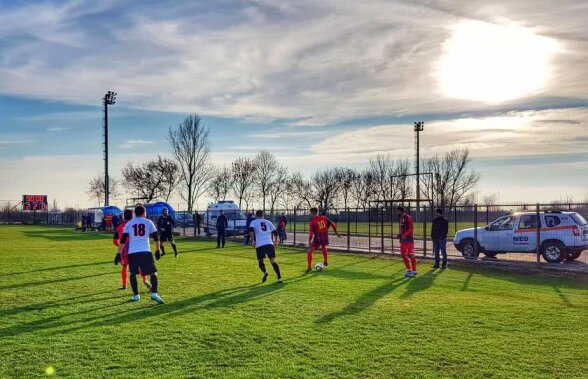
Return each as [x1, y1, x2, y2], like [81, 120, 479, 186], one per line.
[117, 139, 156, 149]
[46, 126, 68, 132]
[0, 0, 585, 125]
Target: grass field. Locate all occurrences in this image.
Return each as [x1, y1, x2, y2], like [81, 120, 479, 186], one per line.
[1, 226, 587, 378]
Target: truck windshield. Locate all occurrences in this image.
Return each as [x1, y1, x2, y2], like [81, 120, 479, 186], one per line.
[225, 212, 246, 221]
[571, 213, 588, 226]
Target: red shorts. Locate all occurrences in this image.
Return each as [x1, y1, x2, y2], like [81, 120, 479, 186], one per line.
[400, 242, 414, 257]
[309, 243, 327, 251]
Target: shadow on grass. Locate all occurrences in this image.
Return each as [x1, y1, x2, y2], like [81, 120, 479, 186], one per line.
[399, 268, 440, 299]
[315, 276, 410, 324]
[0, 261, 110, 278]
[0, 271, 116, 291]
[20, 228, 112, 242]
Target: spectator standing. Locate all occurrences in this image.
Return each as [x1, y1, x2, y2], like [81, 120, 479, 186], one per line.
[216, 210, 228, 248]
[431, 208, 449, 269]
[193, 212, 202, 236]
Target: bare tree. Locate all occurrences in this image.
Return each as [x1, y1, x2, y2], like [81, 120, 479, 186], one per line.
[208, 166, 232, 202]
[351, 169, 375, 209]
[289, 172, 314, 209]
[267, 165, 289, 214]
[393, 159, 414, 200]
[254, 151, 280, 210]
[231, 157, 257, 209]
[168, 115, 212, 212]
[482, 193, 499, 211]
[310, 168, 342, 212]
[120, 156, 177, 203]
[87, 174, 121, 206]
[369, 154, 395, 200]
[336, 167, 358, 209]
[421, 148, 480, 208]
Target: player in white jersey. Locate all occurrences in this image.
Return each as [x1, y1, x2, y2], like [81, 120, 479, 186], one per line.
[117, 204, 165, 304]
[248, 210, 282, 283]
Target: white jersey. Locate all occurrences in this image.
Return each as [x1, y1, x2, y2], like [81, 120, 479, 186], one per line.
[249, 218, 276, 248]
[123, 217, 158, 254]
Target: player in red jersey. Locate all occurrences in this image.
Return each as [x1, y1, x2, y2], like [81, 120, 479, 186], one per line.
[306, 207, 341, 273]
[396, 206, 417, 277]
[113, 209, 151, 290]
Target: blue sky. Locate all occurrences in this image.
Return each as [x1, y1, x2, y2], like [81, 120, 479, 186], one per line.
[0, 0, 587, 208]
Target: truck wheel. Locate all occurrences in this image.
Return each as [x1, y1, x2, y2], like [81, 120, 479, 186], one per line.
[204, 227, 211, 237]
[565, 250, 582, 261]
[459, 239, 479, 259]
[541, 241, 566, 263]
[483, 252, 498, 258]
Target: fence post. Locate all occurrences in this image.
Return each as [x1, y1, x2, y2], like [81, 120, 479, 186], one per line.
[473, 204, 478, 259]
[293, 208, 297, 246]
[346, 207, 350, 252]
[423, 205, 427, 257]
[368, 207, 372, 253]
[536, 203, 541, 268]
[380, 207, 384, 254]
[233, 211, 237, 242]
[390, 206, 394, 255]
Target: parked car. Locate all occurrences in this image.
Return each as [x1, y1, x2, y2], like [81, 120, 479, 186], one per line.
[453, 211, 588, 263]
[175, 212, 195, 228]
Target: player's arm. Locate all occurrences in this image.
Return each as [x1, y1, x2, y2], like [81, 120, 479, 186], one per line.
[149, 220, 162, 259]
[270, 222, 278, 248]
[308, 222, 315, 245]
[328, 219, 341, 237]
[112, 230, 120, 247]
[248, 226, 255, 246]
[118, 233, 129, 255]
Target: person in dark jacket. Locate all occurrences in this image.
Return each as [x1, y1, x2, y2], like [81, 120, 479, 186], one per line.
[243, 212, 255, 246]
[216, 210, 229, 248]
[81, 215, 87, 232]
[193, 212, 202, 236]
[431, 208, 449, 269]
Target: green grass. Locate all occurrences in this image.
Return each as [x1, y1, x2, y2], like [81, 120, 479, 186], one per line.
[0, 225, 587, 378]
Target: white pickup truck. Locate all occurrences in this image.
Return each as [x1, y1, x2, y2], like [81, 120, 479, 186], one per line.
[453, 211, 588, 263]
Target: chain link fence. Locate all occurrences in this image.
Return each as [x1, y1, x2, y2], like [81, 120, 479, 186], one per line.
[1, 202, 587, 272]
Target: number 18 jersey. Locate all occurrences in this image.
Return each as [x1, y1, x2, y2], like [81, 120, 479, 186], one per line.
[123, 217, 158, 254]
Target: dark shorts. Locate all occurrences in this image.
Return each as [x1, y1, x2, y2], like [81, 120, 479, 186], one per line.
[256, 244, 276, 260]
[128, 251, 157, 276]
[160, 233, 174, 243]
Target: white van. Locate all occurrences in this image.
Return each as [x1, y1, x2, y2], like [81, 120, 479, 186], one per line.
[203, 201, 248, 236]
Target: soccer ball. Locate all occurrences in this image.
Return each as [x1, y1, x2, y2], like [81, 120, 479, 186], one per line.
[315, 263, 324, 272]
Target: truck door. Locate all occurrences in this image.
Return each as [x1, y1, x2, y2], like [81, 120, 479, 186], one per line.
[513, 214, 539, 252]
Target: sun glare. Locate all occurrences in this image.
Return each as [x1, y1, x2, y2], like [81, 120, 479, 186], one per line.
[437, 20, 560, 103]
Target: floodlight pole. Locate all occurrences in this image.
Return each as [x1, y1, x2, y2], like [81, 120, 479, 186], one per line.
[414, 121, 424, 220]
[103, 91, 117, 207]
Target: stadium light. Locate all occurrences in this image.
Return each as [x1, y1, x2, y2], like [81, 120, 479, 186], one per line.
[414, 122, 424, 221]
[103, 91, 117, 206]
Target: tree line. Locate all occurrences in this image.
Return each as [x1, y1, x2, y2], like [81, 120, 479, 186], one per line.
[87, 114, 480, 211]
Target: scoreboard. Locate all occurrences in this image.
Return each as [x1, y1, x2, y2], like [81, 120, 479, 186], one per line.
[23, 195, 48, 210]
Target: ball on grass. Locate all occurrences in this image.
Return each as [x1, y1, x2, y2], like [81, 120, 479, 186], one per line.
[315, 263, 324, 272]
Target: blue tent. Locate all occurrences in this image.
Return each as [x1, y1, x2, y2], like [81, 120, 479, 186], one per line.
[144, 202, 175, 220]
[101, 206, 122, 217]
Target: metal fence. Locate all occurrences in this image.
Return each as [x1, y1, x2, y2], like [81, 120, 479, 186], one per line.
[1, 203, 587, 272]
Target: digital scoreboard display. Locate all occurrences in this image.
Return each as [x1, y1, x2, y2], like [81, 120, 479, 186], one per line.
[22, 195, 48, 210]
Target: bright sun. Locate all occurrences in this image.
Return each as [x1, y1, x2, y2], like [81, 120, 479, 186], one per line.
[437, 20, 560, 103]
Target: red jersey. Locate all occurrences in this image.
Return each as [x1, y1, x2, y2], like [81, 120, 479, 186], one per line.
[113, 220, 129, 255]
[399, 214, 414, 243]
[309, 216, 336, 246]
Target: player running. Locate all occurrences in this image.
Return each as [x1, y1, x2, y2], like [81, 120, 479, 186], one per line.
[248, 210, 282, 283]
[113, 209, 151, 290]
[157, 208, 178, 258]
[117, 204, 165, 304]
[306, 207, 340, 274]
[396, 206, 417, 277]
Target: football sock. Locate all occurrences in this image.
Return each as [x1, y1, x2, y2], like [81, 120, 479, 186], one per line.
[150, 274, 159, 294]
[130, 275, 139, 296]
[160, 245, 166, 255]
[321, 247, 328, 264]
[410, 256, 417, 272]
[121, 264, 128, 287]
[172, 244, 177, 253]
[402, 256, 412, 270]
[271, 262, 281, 279]
[307, 252, 313, 268]
[258, 260, 266, 273]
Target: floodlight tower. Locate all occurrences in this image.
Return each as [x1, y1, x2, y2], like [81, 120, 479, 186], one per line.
[103, 91, 117, 206]
[414, 121, 424, 218]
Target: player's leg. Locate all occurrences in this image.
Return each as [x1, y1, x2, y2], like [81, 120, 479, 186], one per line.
[171, 238, 178, 257]
[256, 248, 269, 282]
[121, 263, 128, 289]
[139, 252, 164, 304]
[138, 267, 151, 289]
[160, 240, 166, 256]
[408, 243, 417, 275]
[128, 255, 141, 300]
[306, 246, 315, 273]
[268, 251, 282, 282]
[400, 243, 413, 276]
[321, 245, 329, 266]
